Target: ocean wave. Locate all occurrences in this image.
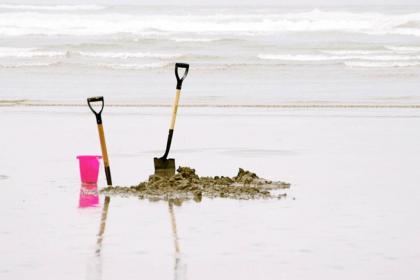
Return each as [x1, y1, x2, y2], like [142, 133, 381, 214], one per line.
[97, 62, 171, 70]
[0, 61, 61, 68]
[0, 47, 66, 58]
[171, 38, 225, 42]
[321, 50, 394, 55]
[345, 61, 420, 68]
[1, 60, 170, 70]
[0, 4, 105, 11]
[385, 46, 420, 53]
[79, 51, 182, 59]
[396, 20, 420, 29]
[96, 62, 277, 71]
[258, 53, 420, 61]
[1, 9, 420, 37]
[0, 46, 223, 64]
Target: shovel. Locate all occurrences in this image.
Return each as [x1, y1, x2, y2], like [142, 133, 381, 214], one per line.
[87, 96, 113, 259]
[87, 96, 112, 186]
[154, 63, 189, 177]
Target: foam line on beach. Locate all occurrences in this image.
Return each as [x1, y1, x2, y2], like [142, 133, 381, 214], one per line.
[0, 4, 105, 11]
[1, 101, 420, 109]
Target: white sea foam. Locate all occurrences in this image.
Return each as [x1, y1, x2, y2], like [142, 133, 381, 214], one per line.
[385, 45, 420, 53]
[0, 61, 60, 68]
[0, 4, 105, 11]
[258, 53, 420, 62]
[97, 62, 170, 70]
[259, 54, 337, 61]
[322, 50, 394, 55]
[171, 38, 221, 42]
[79, 51, 182, 59]
[345, 61, 420, 68]
[0, 47, 65, 58]
[2, 7, 420, 71]
[1, 9, 420, 37]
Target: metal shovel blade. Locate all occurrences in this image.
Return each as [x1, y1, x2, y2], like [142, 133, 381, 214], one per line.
[154, 157, 175, 177]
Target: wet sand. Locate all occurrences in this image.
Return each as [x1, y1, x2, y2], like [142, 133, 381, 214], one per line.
[1, 106, 420, 280]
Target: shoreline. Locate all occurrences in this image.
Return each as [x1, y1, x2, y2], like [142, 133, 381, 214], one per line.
[1, 100, 420, 109]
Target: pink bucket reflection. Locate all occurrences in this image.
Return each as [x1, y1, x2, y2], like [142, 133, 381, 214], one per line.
[79, 183, 99, 208]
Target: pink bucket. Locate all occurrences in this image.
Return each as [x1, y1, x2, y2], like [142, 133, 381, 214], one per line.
[76, 155, 102, 184]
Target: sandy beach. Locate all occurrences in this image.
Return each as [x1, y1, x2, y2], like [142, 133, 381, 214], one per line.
[2, 1, 420, 279]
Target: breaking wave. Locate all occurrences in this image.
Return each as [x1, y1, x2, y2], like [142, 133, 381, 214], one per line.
[385, 45, 420, 53]
[0, 61, 61, 68]
[258, 47, 420, 68]
[345, 61, 420, 67]
[258, 53, 420, 61]
[171, 38, 225, 42]
[79, 51, 183, 59]
[0, 4, 105, 11]
[2, 5, 420, 71]
[0, 47, 66, 58]
[97, 62, 171, 70]
[1, 9, 420, 37]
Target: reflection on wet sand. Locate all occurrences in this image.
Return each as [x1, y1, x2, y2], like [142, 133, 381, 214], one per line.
[79, 183, 99, 208]
[169, 200, 180, 255]
[89, 197, 186, 279]
[169, 200, 187, 280]
[96, 196, 111, 256]
[86, 195, 110, 280]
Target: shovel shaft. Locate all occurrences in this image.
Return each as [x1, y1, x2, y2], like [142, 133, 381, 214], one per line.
[157, 63, 189, 162]
[97, 123, 112, 186]
[161, 129, 174, 160]
[169, 89, 181, 130]
[161, 89, 180, 159]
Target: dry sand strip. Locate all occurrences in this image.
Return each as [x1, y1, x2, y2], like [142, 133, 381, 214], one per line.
[1, 100, 420, 109]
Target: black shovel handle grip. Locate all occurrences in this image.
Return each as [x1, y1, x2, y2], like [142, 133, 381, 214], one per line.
[87, 96, 104, 124]
[175, 63, 189, 90]
[160, 129, 174, 160]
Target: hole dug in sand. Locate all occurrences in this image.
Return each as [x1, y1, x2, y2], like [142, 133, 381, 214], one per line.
[102, 167, 290, 203]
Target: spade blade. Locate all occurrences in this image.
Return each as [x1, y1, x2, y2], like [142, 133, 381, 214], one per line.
[154, 158, 175, 178]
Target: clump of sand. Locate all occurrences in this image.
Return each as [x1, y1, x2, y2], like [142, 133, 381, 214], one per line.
[101, 167, 290, 202]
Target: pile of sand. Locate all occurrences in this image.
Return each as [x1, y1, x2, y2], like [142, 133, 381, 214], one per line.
[101, 167, 290, 202]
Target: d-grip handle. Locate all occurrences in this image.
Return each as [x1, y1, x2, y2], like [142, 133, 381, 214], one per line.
[87, 96, 104, 124]
[175, 63, 189, 90]
[87, 95, 112, 186]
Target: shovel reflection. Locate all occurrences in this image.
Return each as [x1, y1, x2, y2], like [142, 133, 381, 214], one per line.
[96, 196, 111, 256]
[169, 200, 187, 280]
[90, 197, 186, 279]
[86, 195, 110, 280]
